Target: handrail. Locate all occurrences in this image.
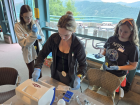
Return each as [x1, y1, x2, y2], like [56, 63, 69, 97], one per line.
[50, 15, 123, 19]
[42, 27, 107, 41]
[50, 15, 137, 24]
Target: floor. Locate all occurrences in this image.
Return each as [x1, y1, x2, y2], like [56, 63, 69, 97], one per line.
[0, 40, 140, 105]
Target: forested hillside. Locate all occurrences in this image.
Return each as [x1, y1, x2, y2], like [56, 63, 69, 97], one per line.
[75, 1, 140, 19]
[14, 0, 140, 20]
[117, 1, 140, 8]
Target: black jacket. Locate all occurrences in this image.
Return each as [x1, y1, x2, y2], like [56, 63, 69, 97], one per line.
[35, 33, 87, 87]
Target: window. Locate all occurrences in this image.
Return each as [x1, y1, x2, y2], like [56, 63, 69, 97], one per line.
[14, 0, 24, 22]
[48, 0, 140, 63]
[14, 0, 36, 22]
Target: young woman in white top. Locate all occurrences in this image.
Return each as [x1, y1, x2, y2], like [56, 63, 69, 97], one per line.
[14, 5, 45, 79]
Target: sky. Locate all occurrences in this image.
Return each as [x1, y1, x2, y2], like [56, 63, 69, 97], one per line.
[14, 0, 24, 3]
[14, 0, 140, 4]
[102, 0, 140, 3]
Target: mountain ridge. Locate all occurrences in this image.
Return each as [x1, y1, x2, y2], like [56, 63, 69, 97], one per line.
[74, 1, 139, 19]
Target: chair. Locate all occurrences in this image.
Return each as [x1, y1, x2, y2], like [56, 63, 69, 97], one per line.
[83, 68, 121, 105]
[0, 67, 20, 104]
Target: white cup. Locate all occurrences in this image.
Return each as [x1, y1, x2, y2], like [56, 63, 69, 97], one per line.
[57, 99, 66, 105]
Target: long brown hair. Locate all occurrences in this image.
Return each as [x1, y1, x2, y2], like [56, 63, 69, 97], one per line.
[114, 18, 139, 47]
[19, 5, 33, 26]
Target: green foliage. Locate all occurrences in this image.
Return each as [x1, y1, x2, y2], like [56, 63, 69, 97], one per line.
[49, 0, 65, 16]
[64, 0, 80, 16]
[49, 0, 79, 16]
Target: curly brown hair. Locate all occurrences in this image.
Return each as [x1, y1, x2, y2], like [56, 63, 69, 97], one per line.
[113, 18, 139, 47]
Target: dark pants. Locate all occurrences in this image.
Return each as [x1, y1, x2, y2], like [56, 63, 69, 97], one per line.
[26, 60, 42, 79]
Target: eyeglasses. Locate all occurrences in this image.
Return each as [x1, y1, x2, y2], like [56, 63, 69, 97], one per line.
[121, 18, 133, 27]
[23, 16, 33, 20]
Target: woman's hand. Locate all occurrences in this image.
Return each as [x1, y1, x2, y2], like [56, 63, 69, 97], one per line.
[32, 68, 41, 82]
[32, 24, 38, 33]
[72, 76, 81, 90]
[37, 34, 42, 39]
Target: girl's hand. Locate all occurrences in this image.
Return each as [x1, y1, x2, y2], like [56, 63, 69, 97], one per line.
[32, 24, 38, 33]
[105, 65, 120, 70]
[37, 34, 42, 39]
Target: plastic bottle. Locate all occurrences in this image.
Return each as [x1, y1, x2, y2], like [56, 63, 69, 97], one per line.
[76, 96, 82, 105]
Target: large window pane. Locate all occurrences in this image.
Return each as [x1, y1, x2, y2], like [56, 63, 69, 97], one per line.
[14, 0, 36, 22]
[49, 0, 140, 60]
[14, 0, 24, 22]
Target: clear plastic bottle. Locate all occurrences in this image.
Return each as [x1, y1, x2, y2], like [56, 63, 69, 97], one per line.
[78, 23, 82, 34]
[76, 96, 82, 105]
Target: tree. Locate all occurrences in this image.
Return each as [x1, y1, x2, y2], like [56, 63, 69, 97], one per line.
[49, 0, 65, 16]
[65, 0, 79, 16]
[49, 0, 79, 16]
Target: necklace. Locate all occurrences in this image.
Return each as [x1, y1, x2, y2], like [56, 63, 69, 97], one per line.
[62, 53, 66, 77]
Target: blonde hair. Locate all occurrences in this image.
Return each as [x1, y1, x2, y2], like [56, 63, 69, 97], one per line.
[114, 18, 139, 47]
[57, 11, 76, 32]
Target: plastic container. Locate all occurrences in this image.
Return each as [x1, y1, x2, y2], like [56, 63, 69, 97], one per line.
[57, 99, 66, 105]
[63, 91, 74, 103]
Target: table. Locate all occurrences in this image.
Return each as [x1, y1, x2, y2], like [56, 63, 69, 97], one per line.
[3, 76, 104, 105]
[100, 26, 114, 30]
[97, 22, 115, 31]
